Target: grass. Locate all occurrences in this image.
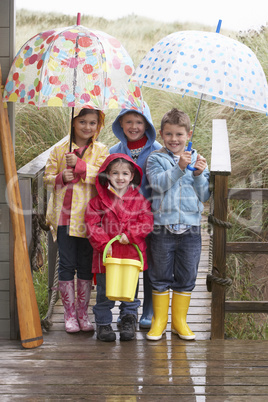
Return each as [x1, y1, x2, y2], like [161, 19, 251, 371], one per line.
[225, 201, 268, 339]
[32, 231, 49, 319]
[33, 266, 49, 319]
[13, 10, 268, 338]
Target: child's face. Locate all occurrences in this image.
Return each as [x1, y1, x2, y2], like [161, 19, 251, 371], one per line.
[160, 123, 191, 156]
[73, 112, 99, 146]
[108, 162, 134, 195]
[119, 113, 146, 142]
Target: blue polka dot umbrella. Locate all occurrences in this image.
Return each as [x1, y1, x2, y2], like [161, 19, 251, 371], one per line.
[133, 30, 268, 114]
[133, 29, 268, 170]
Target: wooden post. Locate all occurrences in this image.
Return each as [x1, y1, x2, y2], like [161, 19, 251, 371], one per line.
[211, 175, 229, 339]
[210, 120, 231, 339]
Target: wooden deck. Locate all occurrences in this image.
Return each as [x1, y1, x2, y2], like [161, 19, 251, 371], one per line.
[1, 217, 268, 400]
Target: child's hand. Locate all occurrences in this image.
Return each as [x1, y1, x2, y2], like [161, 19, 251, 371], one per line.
[193, 154, 207, 176]
[65, 152, 78, 167]
[119, 233, 129, 244]
[178, 151, 192, 170]
[107, 246, 112, 256]
[63, 168, 75, 183]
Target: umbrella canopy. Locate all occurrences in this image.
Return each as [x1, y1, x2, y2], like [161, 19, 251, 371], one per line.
[3, 24, 142, 110]
[133, 30, 268, 114]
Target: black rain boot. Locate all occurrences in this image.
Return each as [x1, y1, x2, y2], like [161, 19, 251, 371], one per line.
[96, 324, 116, 342]
[120, 314, 136, 341]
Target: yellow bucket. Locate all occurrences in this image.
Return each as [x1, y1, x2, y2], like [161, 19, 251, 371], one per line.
[103, 235, 144, 302]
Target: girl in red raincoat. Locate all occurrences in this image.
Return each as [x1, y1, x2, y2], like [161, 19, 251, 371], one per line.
[85, 153, 154, 342]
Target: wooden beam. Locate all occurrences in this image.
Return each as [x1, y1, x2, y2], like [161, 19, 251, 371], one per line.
[225, 301, 268, 313]
[227, 242, 268, 253]
[210, 120, 231, 175]
[228, 188, 268, 201]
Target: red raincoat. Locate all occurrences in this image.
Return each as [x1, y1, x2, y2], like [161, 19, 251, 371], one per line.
[85, 153, 154, 273]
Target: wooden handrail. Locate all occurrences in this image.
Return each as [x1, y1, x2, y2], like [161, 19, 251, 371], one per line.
[225, 301, 268, 313]
[228, 188, 268, 200]
[17, 136, 68, 179]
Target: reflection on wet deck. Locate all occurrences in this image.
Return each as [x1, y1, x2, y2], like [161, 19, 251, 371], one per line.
[1, 217, 268, 399]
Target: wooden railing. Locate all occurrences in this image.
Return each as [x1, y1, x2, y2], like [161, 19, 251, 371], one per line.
[17, 120, 268, 339]
[209, 120, 268, 339]
[18, 136, 68, 303]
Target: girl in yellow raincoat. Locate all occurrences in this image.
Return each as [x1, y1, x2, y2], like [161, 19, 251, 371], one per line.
[44, 107, 109, 333]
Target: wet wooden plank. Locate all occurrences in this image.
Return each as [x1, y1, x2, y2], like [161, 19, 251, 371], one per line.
[4, 215, 267, 400]
[1, 336, 268, 399]
[0, 384, 267, 397]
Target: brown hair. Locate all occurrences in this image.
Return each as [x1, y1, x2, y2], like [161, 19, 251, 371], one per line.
[99, 158, 140, 187]
[73, 108, 105, 134]
[160, 108, 191, 132]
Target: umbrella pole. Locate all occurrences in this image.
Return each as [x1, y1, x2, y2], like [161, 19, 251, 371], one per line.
[0, 66, 43, 348]
[69, 12, 81, 153]
[189, 19, 222, 146]
[186, 19, 222, 171]
[69, 107, 74, 152]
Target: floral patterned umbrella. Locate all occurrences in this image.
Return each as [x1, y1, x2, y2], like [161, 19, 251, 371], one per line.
[3, 18, 142, 111]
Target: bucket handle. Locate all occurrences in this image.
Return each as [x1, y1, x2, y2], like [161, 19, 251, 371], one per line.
[103, 235, 144, 270]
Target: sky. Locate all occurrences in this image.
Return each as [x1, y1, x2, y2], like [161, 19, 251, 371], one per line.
[16, 0, 268, 33]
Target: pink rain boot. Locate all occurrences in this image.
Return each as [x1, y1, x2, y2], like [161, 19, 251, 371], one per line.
[59, 280, 80, 333]
[76, 279, 94, 332]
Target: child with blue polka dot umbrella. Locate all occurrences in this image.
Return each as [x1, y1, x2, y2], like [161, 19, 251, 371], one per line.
[133, 21, 268, 169]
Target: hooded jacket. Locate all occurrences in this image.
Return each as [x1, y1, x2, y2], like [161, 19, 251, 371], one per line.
[85, 153, 154, 273]
[44, 129, 109, 240]
[109, 102, 162, 199]
[146, 147, 211, 226]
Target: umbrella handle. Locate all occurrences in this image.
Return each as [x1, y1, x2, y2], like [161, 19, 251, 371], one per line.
[186, 141, 197, 171]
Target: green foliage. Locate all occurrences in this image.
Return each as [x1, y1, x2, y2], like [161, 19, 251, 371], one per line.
[15, 10, 268, 338]
[33, 267, 49, 319]
[225, 313, 268, 340]
[32, 232, 49, 319]
[15, 105, 69, 169]
[225, 202, 268, 339]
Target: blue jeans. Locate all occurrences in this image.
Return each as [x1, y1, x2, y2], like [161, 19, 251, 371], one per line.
[93, 273, 141, 325]
[149, 226, 201, 292]
[57, 226, 93, 281]
[140, 234, 153, 320]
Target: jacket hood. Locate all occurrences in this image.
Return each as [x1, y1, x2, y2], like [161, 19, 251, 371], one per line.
[95, 153, 143, 198]
[112, 101, 156, 146]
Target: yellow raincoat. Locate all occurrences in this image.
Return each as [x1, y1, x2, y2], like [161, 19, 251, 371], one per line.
[44, 136, 109, 241]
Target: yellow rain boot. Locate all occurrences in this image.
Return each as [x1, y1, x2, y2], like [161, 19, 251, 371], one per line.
[146, 290, 169, 341]
[171, 291, 195, 340]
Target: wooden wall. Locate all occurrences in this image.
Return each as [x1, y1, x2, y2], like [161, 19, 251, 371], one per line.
[0, 0, 16, 339]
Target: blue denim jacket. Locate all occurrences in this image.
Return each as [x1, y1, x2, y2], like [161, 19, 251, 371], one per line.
[146, 147, 211, 226]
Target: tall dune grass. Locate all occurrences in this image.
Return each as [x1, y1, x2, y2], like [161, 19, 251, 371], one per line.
[15, 10, 268, 338]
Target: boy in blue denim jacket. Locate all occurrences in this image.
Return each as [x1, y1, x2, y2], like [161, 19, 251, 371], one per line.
[146, 108, 210, 341]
